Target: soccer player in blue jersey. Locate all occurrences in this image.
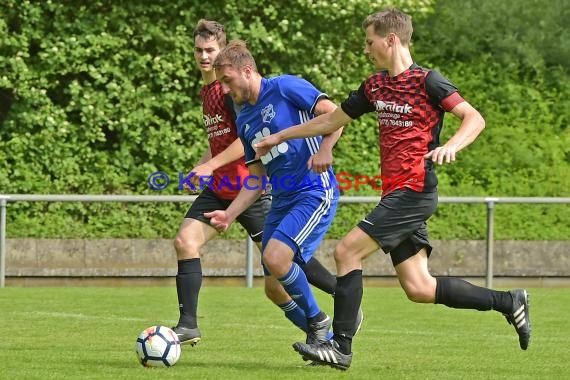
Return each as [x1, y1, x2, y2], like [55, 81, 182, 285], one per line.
[256, 8, 531, 370]
[172, 20, 341, 347]
[204, 40, 342, 346]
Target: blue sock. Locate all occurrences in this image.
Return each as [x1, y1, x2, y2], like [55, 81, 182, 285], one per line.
[278, 262, 320, 319]
[279, 300, 307, 332]
[279, 300, 333, 340]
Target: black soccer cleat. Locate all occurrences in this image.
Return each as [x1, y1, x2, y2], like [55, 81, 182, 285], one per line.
[172, 325, 201, 346]
[504, 289, 531, 350]
[306, 314, 332, 344]
[293, 340, 352, 371]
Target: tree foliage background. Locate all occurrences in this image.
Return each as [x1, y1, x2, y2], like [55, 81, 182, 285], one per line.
[0, 0, 568, 239]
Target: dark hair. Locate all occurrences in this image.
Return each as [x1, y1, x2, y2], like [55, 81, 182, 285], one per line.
[193, 19, 227, 47]
[363, 9, 413, 46]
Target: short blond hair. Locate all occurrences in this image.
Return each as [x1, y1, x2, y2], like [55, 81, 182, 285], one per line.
[213, 40, 258, 72]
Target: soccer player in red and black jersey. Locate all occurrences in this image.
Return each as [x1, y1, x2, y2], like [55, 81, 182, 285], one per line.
[172, 19, 339, 346]
[255, 8, 531, 370]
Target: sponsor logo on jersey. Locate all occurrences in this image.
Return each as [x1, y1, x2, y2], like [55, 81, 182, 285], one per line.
[374, 100, 412, 114]
[203, 113, 223, 127]
[251, 127, 288, 164]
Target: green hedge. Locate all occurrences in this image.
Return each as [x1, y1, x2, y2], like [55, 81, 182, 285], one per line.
[1, 0, 568, 240]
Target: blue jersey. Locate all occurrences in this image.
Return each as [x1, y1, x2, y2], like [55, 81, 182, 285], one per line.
[237, 75, 338, 199]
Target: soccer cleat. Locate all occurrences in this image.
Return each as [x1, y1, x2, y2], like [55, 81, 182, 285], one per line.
[293, 340, 352, 371]
[306, 314, 332, 344]
[172, 325, 201, 346]
[504, 289, 531, 350]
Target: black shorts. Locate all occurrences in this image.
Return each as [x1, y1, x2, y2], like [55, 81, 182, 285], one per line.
[184, 187, 271, 242]
[357, 189, 438, 266]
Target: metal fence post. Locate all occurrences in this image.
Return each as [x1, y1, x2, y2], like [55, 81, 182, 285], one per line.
[245, 237, 253, 288]
[0, 196, 9, 288]
[485, 199, 496, 289]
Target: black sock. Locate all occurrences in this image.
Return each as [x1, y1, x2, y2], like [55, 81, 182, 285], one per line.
[435, 277, 513, 313]
[176, 258, 202, 328]
[332, 269, 363, 355]
[492, 291, 514, 314]
[301, 257, 337, 296]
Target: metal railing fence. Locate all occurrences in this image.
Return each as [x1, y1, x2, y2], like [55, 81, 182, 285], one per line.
[1, 194, 569, 288]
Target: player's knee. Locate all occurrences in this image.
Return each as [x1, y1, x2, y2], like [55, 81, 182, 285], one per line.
[402, 285, 434, 303]
[173, 235, 200, 259]
[333, 240, 352, 263]
[262, 252, 285, 275]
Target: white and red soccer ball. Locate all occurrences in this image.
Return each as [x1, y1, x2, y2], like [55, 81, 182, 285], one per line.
[135, 325, 181, 367]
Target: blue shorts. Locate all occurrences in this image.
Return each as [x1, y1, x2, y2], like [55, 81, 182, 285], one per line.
[261, 189, 339, 275]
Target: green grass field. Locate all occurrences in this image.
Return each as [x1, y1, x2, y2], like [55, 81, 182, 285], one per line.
[1, 286, 568, 379]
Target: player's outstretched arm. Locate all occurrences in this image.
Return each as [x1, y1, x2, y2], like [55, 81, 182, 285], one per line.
[254, 107, 353, 159]
[204, 162, 265, 232]
[189, 138, 245, 181]
[424, 101, 485, 165]
[308, 99, 344, 173]
[182, 148, 212, 193]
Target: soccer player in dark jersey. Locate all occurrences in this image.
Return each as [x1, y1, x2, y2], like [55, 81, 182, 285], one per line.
[255, 8, 531, 370]
[204, 40, 347, 347]
[172, 20, 339, 346]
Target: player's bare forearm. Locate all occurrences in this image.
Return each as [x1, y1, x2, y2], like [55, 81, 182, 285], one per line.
[191, 140, 245, 185]
[207, 138, 245, 170]
[254, 108, 352, 157]
[424, 101, 485, 164]
[307, 99, 344, 171]
[196, 148, 212, 166]
[320, 126, 344, 152]
[224, 162, 265, 220]
[203, 182, 263, 232]
[226, 186, 263, 221]
[308, 127, 344, 172]
[445, 103, 485, 152]
[282, 108, 349, 141]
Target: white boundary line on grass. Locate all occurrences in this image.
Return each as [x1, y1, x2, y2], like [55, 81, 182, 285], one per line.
[21, 311, 153, 322]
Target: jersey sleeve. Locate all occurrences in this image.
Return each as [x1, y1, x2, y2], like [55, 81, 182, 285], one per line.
[340, 81, 375, 119]
[223, 93, 238, 121]
[277, 75, 328, 113]
[236, 118, 258, 166]
[242, 137, 259, 166]
[425, 70, 464, 111]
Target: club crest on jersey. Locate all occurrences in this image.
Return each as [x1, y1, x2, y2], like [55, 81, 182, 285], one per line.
[375, 100, 412, 114]
[261, 104, 276, 123]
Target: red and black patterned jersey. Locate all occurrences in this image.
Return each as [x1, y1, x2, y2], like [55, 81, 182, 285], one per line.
[340, 63, 464, 197]
[200, 80, 249, 199]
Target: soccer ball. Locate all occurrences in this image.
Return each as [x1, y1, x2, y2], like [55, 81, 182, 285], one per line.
[135, 325, 181, 367]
